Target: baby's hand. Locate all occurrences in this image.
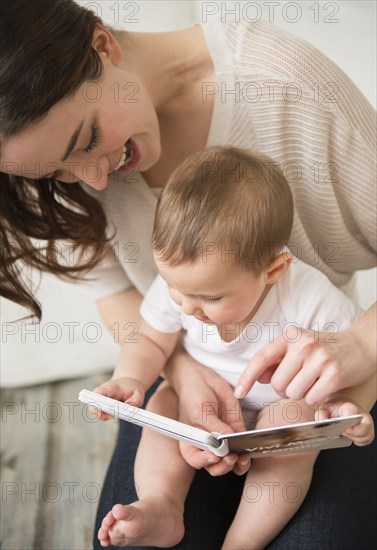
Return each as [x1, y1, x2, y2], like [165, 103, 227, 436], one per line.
[179, 441, 251, 477]
[316, 401, 375, 446]
[89, 377, 145, 421]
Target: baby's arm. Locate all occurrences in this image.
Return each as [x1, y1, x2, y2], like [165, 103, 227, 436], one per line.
[317, 373, 376, 446]
[92, 320, 180, 419]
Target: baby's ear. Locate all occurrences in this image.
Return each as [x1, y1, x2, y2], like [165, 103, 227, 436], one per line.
[265, 252, 293, 284]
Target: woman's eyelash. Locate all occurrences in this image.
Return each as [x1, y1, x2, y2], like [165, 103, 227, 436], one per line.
[47, 126, 100, 180]
[83, 126, 100, 153]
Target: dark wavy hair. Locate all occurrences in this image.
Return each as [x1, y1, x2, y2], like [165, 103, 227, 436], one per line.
[0, 0, 111, 320]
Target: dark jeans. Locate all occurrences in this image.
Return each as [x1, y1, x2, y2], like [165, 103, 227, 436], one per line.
[93, 379, 377, 550]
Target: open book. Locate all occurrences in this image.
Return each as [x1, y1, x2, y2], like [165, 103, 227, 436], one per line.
[78, 389, 362, 458]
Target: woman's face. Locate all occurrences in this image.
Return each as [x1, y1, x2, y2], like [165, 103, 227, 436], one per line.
[0, 33, 161, 190]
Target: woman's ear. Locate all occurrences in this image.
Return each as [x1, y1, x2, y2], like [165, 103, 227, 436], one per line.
[265, 252, 293, 284]
[91, 23, 123, 66]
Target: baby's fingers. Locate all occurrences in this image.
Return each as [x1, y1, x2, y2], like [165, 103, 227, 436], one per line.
[347, 421, 369, 438]
[179, 443, 221, 470]
[88, 406, 113, 421]
[316, 401, 359, 421]
[92, 381, 124, 401]
[179, 443, 240, 476]
[344, 416, 375, 446]
[124, 390, 144, 408]
[205, 453, 239, 476]
[233, 453, 251, 476]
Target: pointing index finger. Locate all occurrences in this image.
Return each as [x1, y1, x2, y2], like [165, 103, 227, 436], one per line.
[234, 336, 288, 398]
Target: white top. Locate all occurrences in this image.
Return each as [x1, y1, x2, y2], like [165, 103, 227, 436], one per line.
[140, 260, 363, 410]
[85, 18, 376, 301]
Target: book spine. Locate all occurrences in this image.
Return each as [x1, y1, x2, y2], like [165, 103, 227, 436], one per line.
[78, 389, 229, 457]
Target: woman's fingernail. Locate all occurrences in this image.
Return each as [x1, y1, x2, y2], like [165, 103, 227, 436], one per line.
[225, 456, 237, 466]
[234, 385, 244, 398]
[240, 459, 250, 466]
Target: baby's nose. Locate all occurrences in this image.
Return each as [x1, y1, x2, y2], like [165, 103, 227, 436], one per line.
[182, 300, 201, 317]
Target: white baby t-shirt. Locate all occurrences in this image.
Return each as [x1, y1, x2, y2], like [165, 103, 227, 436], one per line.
[140, 259, 362, 412]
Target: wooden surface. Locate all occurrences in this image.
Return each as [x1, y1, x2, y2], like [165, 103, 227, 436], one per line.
[0, 374, 118, 550]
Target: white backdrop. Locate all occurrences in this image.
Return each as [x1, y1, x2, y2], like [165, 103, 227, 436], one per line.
[1, 1, 376, 387]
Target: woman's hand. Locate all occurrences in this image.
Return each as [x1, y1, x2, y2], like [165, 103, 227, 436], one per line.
[164, 344, 251, 476]
[235, 305, 377, 406]
[89, 377, 145, 420]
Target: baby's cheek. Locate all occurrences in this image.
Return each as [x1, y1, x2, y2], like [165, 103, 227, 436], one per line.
[169, 288, 182, 306]
[212, 307, 235, 323]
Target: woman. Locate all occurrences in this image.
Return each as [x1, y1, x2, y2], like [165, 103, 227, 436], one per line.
[1, 1, 375, 548]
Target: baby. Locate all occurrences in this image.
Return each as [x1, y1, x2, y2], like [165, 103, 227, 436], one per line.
[94, 147, 374, 549]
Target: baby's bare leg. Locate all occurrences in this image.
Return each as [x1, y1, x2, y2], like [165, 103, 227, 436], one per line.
[222, 399, 318, 550]
[98, 382, 195, 548]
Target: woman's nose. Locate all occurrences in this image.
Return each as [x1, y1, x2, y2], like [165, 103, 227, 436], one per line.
[79, 157, 109, 190]
[58, 156, 109, 189]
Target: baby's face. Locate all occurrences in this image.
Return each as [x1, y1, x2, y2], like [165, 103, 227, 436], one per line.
[154, 250, 268, 327]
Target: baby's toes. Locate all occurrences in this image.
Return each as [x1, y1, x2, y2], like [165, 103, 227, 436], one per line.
[98, 511, 116, 542]
[97, 527, 110, 547]
[103, 510, 117, 527]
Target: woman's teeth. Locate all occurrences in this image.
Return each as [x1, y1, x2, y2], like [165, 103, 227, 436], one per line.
[113, 145, 126, 171]
[113, 140, 133, 171]
[124, 140, 133, 165]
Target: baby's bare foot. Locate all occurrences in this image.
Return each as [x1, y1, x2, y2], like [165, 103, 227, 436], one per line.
[98, 496, 184, 547]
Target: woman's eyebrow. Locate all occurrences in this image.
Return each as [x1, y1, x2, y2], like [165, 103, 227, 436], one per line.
[42, 119, 87, 178]
[60, 119, 85, 162]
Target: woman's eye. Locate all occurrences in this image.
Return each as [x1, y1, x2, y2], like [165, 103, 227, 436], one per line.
[83, 126, 100, 153]
[202, 297, 221, 304]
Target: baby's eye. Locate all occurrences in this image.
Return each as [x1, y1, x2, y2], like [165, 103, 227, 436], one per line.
[202, 297, 221, 304]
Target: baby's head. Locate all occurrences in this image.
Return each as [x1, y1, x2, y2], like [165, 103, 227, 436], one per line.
[152, 146, 294, 325]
